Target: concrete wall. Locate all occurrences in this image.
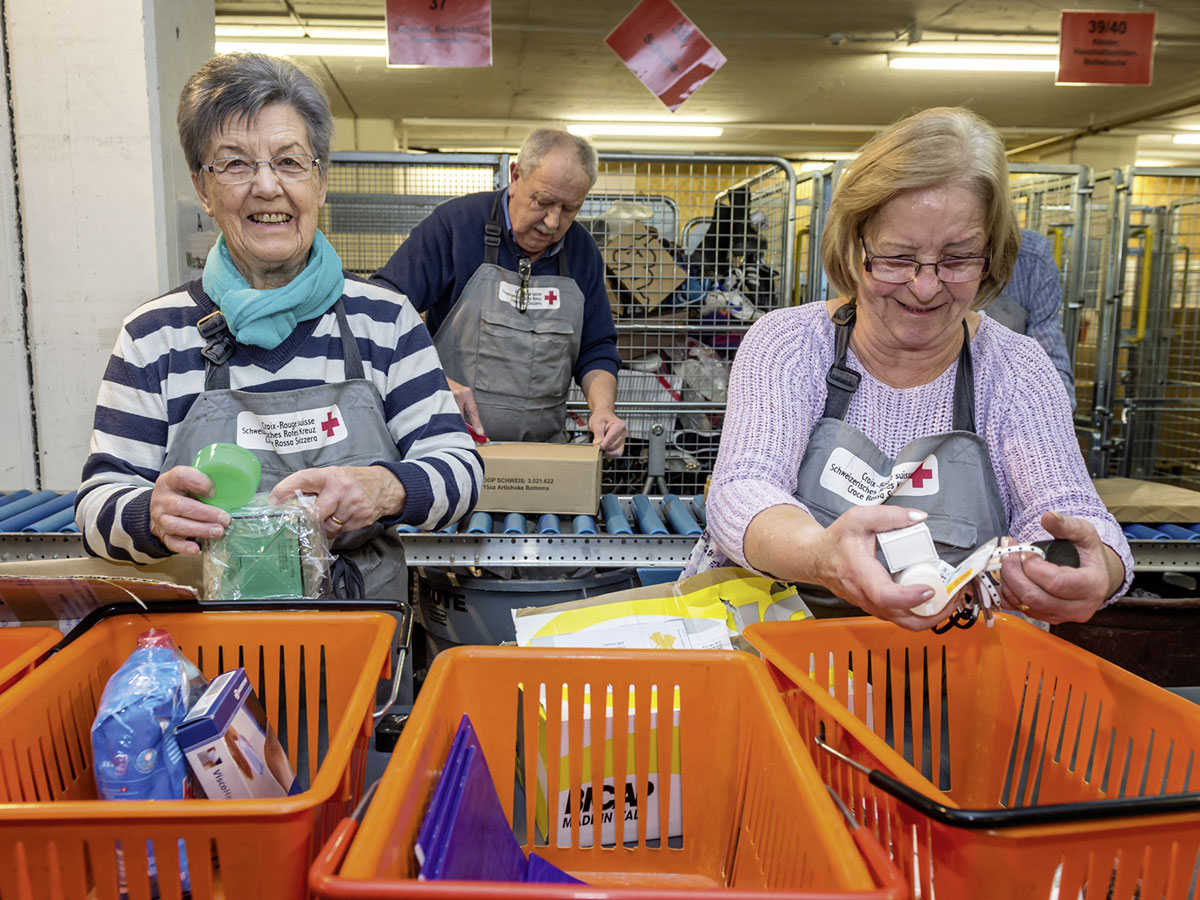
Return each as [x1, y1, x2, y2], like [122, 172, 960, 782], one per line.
[1, 0, 213, 491]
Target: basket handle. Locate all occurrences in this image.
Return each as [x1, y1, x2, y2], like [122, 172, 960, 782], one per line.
[52, 598, 408, 653]
[308, 817, 358, 891]
[308, 778, 380, 890]
[825, 787, 908, 894]
[815, 732, 1200, 828]
[374, 602, 414, 723]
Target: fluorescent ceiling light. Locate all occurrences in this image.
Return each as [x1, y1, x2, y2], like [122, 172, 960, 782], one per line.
[799, 162, 830, 172]
[1135, 159, 1175, 167]
[215, 39, 387, 58]
[891, 41, 1058, 56]
[567, 123, 723, 138]
[889, 55, 1058, 73]
[1173, 134, 1200, 145]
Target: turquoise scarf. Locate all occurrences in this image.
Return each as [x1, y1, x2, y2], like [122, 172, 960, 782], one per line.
[202, 230, 344, 350]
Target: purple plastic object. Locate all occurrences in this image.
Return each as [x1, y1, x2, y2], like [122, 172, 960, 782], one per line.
[525, 852, 585, 884]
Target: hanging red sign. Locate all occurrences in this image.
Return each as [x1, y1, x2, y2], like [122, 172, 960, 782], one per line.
[386, 0, 492, 68]
[1057, 10, 1155, 85]
[605, 0, 726, 111]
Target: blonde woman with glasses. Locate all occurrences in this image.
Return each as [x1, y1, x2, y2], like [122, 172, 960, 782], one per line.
[685, 106, 1130, 631]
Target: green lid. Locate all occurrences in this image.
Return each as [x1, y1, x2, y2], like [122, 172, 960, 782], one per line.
[192, 442, 262, 511]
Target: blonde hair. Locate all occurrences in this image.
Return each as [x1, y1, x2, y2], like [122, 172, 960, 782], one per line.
[821, 107, 1020, 308]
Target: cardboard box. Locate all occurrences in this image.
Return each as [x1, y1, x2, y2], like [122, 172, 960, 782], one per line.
[1093, 477, 1200, 523]
[476, 442, 602, 516]
[0, 557, 200, 631]
[535, 685, 681, 848]
[602, 221, 689, 309]
[176, 667, 299, 800]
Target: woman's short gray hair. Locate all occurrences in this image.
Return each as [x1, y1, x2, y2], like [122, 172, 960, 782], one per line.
[516, 129, 598, 188]
[821, 106, 1020, 309]
[178, 52, 334, 175]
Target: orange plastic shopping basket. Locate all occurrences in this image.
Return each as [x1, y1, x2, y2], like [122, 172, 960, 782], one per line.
[0, 605, 397, 900]
[744, 614, 1200, 900]
[309, 646, 906, 900]
[0, 624, 59, 693]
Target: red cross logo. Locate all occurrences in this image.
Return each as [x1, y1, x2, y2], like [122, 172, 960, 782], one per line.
[909, 463, 934, 488]
[545, 289, 557, 306]
[321, 411, 340, 438]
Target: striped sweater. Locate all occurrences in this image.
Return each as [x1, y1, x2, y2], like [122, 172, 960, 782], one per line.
[76, 275, 482, 564]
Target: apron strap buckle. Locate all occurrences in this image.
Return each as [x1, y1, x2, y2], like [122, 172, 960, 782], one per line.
[197, 310, 235, 366]
[202, 334, 236, 366]
[483, 222, 502, 248]
[197, 310, 228, 340]
[826, 364, 861, 394]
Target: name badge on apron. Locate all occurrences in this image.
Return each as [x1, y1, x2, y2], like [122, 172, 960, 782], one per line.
[498, 281, 562, 311]
[236, 404, 349, 454]
[817, 447, 941, 504]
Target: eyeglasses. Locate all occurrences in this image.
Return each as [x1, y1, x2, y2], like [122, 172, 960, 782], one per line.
[516, 257, 532, 313]
[861, 237, 990, 284]
[202, 154, 321, 184]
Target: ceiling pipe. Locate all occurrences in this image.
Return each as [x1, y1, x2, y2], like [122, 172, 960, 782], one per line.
[1006, 89, 1200, 157]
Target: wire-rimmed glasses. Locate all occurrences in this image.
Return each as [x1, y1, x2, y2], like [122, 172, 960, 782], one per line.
[202, 154, 321, 184]
[861, 237, 990, 284]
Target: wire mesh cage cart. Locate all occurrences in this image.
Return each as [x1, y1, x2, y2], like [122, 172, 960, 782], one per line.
[1077, 167, 1200, 488]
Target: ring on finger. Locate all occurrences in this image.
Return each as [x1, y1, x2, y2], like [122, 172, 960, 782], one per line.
[329, 515, 345, 526]
[1015, 602, 1031, 613]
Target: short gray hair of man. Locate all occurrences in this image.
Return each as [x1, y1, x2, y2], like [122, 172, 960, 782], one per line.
[516, 129, 598, 188]
[178, 52, 334, 176]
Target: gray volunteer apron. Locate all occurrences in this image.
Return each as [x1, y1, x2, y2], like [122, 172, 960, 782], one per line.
[162, 298, 406, 600]
[432, 193, 585, 442]
[791, 303, 1008, 604]
[986, 293, 1027, 334]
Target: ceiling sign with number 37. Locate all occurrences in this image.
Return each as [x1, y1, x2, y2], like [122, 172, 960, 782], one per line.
[386, 0, 492, 68]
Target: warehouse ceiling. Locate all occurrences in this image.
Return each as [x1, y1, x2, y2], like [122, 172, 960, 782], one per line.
[213, 0, 1200, 164]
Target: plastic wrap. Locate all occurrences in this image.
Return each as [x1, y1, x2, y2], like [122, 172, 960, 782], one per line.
[202, 491, 332, 600]
[91, 628, 208, 895]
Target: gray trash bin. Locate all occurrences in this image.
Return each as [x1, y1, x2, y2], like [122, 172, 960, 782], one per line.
[413, 566, 637, 658]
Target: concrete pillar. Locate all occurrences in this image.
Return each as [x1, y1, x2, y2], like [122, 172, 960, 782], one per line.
[2, 0, 213, 490]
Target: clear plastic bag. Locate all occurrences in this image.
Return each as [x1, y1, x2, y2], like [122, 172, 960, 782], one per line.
[202, 491, 333, 600]
[91, 628, 208, 895]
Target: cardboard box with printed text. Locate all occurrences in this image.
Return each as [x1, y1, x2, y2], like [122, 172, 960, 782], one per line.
[476, 442, 603, 516]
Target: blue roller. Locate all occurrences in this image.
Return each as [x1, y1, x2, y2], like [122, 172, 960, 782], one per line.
[537, 514, 561, 535]
[600, 494, 632, 535]
[572, 515, 598, 535]
[0, 491, 61, 531]
[502, 513, 526, 535]
[1158, 523, 1200, 542]
[663, 494, 702, 536]
[396, 523, 419, 533]
[0, 492, 75, 532]
[22, 505, 78, 533]
[690, 493, 707, 526]
[0, 489, 32, 509]
[632, 494, 668, 536]
[440, 520, 459, 534]
[1124, 523, 1168, 541]
[466, 511, 493, 534]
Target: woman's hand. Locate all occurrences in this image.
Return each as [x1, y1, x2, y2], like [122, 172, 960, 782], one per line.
[268, 465, 406, 534]
[996, 510, 1124, 624]
[810, 506, 957, 631]
[149, 466, 231, 555]
[746, 504, 949, 631]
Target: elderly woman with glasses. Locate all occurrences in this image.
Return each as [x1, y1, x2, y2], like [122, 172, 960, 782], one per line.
[686, 107, 1131, 631]
[75, 53, 482, 598]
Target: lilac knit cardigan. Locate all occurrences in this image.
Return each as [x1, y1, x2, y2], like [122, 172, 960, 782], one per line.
[694, 302, 1133, 597]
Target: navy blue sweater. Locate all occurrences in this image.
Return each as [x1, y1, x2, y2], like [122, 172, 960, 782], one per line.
[372, 189, 620, 385]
